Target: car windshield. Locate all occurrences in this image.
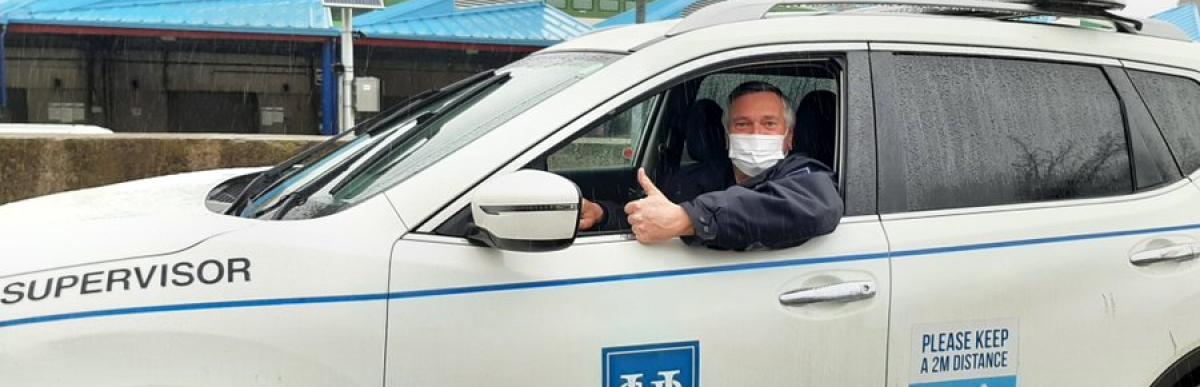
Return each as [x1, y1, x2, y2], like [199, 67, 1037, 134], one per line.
[244, 51, 619, 220]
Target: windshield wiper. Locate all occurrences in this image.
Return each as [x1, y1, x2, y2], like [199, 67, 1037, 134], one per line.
[254, 113, 430, 219]
[354, 89, 435, 135]
[224, 70, 498, 217]
[223, 129, 354, 216]
[357, 70, 497, 136]
[270, 72, 512, 220]
[325, 72, 512, 197]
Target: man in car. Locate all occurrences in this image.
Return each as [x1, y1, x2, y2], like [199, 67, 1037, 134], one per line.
[578, 81, 843, 251]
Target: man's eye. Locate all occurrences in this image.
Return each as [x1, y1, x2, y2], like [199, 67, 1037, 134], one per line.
[765, 121, 778, 128]
[734, 122, 750, 128]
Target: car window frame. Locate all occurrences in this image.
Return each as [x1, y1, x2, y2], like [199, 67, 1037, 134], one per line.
[413, 43, 874, 242]
[871, 43, 1187, 221]
[1103, 66, 1184, 190]
[1121, 60, 1200, 179]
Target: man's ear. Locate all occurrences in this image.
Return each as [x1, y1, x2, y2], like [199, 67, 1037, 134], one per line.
[783, 128, 794, 154]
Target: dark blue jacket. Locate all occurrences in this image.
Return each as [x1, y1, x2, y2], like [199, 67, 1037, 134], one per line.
[594, 153, 842, 251]
[676, 154, 843, 251]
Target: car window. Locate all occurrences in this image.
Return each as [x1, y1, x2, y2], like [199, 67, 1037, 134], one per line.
[1104, 67, 1180, 190]
[1128, 70, 1200, 175]
[547, 96, 659, 171]
[874, 53, 1131, 213]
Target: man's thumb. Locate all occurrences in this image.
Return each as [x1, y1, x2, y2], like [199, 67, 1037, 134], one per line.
[637, 168, 662, 196]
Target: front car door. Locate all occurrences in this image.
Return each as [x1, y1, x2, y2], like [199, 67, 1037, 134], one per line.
[383, 45, 890, 386]
[873, 45, 1200, 386]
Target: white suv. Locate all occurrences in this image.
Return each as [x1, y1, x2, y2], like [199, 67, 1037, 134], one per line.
[4, 1, 1200, 386]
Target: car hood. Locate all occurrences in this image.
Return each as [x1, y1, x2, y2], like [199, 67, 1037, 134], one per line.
[0, 168, 264, 278]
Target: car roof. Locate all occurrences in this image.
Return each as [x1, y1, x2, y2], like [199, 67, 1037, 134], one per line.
[542, 11, 1200, 72]
[544, 20, 680, 54]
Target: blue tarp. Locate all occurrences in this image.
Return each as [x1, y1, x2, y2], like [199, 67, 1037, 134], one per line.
[355, 0, 592, 47]
[594, 0, 694, 28]
[0, 0, 337, 36]
[1153, 4, 1200, 42]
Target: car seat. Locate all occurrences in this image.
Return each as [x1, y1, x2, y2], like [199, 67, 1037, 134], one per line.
[685, 99, 729, 164]
[792, 90, 837, 169]
[661, 99, 732, 202]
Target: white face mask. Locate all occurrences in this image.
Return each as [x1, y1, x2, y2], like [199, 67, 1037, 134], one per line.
[728, 133, 786, 177]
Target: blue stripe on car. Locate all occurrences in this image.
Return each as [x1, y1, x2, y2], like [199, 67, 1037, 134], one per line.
[3, 222, 1200, 329]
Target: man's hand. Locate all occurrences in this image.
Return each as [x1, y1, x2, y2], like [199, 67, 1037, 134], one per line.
[624, 168, 695, 244]
[579, 198, 604, 231]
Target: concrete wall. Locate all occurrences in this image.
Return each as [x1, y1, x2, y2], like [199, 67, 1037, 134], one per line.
[0, 133, 324, 204]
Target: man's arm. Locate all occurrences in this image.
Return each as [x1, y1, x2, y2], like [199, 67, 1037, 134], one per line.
[579, 198, 629, 232]
[679, 166, 843, 250]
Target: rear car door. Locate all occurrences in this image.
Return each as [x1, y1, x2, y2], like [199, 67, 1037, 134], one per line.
[1124, 62, 1200, 386]
[383, 46, 891, 386]
[872, 45, 1200, 386]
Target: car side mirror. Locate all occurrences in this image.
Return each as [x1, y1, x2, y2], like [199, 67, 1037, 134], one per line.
[467, 170, 580, 252]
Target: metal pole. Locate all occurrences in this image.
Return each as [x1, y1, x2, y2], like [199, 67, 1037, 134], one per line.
[340, 7, 356, 132]
[321, 40, 336, 135]
[0, 24, 8, 109]
[635, 0, 646, 23]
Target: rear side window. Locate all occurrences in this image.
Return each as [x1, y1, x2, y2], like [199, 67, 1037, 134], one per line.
[1128, 70, 1200, 175]
[696, 72, 836, 114]
[874, 54, 1131, 212]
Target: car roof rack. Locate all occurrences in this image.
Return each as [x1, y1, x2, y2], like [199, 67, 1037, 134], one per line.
[667, 0, 1189, 41]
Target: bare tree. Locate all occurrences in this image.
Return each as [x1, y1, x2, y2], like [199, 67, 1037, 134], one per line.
[1008, 132, 1125, 200]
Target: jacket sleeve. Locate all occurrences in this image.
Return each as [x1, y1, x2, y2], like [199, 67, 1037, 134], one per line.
[678, 169, 843, 250]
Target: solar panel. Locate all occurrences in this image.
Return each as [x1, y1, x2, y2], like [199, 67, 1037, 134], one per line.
[322, 0, 386, 9]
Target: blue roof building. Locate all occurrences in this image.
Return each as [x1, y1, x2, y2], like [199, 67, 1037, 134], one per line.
[594, 0, 696, 28]
[356, 0, 592, 47]
[0, 0, 337, 37]
[1153, 3, 1200, 42]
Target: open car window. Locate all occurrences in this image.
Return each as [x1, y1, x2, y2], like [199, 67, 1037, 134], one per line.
[434, 58, 844, 238]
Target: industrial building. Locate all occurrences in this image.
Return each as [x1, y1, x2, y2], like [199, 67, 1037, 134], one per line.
[0, 0, 590, 134]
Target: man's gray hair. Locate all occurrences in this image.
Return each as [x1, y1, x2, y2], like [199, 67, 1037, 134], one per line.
[723, 81, 795, 132]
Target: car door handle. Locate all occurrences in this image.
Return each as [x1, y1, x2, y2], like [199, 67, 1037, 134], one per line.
[779, 281, 876, 306]
[1130, 244, 1200, 266]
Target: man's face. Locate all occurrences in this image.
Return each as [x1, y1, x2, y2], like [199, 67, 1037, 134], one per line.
[728, 91, 793, 153]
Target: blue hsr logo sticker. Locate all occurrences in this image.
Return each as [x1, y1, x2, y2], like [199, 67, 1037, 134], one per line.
[602, 341, 699, 387]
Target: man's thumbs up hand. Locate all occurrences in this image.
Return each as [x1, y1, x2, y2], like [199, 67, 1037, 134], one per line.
[624, 168, 694, 244]
[637, 167, 663, 197]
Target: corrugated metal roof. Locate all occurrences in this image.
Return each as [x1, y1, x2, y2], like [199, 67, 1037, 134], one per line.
[355, 0, 591, 46]
[455, 0, 529, 9]
[1153, 4, 1200, 41]
[594, 0, 697, 28]
[0, 0, 337, 36]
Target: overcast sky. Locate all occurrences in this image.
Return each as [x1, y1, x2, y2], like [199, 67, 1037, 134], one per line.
[1118, 0, 1179, 17]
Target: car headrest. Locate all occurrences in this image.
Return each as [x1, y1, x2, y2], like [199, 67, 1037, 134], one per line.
[685, 99, 727, 163]
[792, 90, 837, 168]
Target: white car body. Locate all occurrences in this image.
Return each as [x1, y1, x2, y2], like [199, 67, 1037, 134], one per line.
[4, 2, 1200, 386]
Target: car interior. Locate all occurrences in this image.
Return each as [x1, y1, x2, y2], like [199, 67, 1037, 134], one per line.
[435, 58, 843, 238]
